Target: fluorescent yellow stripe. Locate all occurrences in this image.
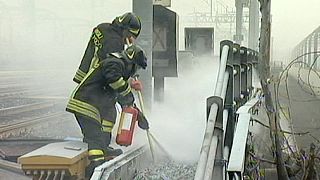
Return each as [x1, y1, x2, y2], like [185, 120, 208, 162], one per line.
[129, 28, 140, 35]
[94, 28, 103, 39]
[74, 74, 84, 82]
[66, 104, 100, 123]
[89, 56, 99, 70]
[69, 99, 100, 117]
[76, 69, 86, 77]
[102, 120, 114, 127]
[89, 149, 104, 156]
[92, 157, 105, 161]
[66, 104, 99, 121]
[74, 73, 84, 79]
[102, 127, 112, 132]
[109, 77, 126, 89]
[119, 85, 131, 96]
[89, 47, 100, 70]
[71, 67, 97, 97]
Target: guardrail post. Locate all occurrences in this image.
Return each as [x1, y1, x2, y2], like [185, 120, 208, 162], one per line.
[247, 50, 255, 94]
[233, 44, 241, 106]
[207, 97, 223, 121]
[224, 41, 236, 155]
[208, 40, 234, 180]
[240, 47, 248, 104]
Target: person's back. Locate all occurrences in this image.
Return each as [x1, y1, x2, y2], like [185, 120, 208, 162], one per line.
[73, 12, 141, 83]
[73, 23, 124, 83]
[66, 45, 149, 178]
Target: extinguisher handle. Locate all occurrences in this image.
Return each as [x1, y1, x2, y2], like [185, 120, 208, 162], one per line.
[133, 74, 139, 80]
[133, 75, 145, 114]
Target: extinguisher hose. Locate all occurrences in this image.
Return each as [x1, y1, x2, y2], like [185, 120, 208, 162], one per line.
[134, 76, 156, 162]
[146, 130, 155, 162]
[148, 131, 171, 159]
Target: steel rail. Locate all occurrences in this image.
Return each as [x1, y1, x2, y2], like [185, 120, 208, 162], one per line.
[0, 102, 55, 117]
[0, 112, 64, 134]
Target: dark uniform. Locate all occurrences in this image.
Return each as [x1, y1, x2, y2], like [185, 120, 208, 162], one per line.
[68, 53, 134, 154]
[73, 23, 124, 83]
[73, 12, 142, 83]
[66, 45, 147, 178]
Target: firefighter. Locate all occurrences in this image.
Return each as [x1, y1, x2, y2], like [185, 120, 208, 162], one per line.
[72, 12, 142, 157]
[73, 12, 141, 83]
[66, 45, 149, 178]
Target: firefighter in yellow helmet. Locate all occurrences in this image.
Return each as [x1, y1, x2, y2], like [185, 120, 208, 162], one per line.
[73, 12, 141, 83]
[66, 45, 149, 178]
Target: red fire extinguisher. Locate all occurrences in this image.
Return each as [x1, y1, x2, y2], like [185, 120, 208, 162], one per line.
[116, 106, 139, 146]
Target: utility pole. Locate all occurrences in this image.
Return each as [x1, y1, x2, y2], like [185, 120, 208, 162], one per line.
[258, 0, 289, 179]
[133, 0, 153, 111]
[21, 0, 36, 65]
[248, 0, 259, 50]
[235, 0, 244, 44]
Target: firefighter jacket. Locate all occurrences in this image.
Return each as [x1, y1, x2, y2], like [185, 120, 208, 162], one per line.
[66, 53, 137, 125]
[73, 23, 125, 83]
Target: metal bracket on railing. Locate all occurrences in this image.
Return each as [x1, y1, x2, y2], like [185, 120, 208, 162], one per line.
[247, 49, 254, 94]
[240, 46, 249, 105]
[233, 44, 241, 106]
[220, 40, 234, 58]
[252, 50, 259, 64]
[214, 159, 228, 166]
[206, 96, 223, 121]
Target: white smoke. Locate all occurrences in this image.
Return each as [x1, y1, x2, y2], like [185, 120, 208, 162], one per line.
[132, 55, 220, 163]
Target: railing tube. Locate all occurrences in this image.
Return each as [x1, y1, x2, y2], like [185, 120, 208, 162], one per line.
[194, 103, 219, 180]
[204, 65, 230, 180]
[221, 71, 230, 101]
[222, 109, 229, 138]
[203, 136, 219, 180]
[215, 45, 230, 96]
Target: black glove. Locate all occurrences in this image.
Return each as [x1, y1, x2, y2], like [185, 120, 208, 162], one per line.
[117, 92, 134, 107]
[136, 108, 149, 130]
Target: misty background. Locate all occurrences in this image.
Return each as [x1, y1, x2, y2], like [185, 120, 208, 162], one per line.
[1, 0, 319, 68]
[0, 0, 319, 162]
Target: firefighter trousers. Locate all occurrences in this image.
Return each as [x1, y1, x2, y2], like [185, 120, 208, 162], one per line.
[75, 114, 107, 161]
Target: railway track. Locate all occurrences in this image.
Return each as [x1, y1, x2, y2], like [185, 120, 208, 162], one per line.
[0, 102, 55, 117]
[0, 112, 65, 139]
[1, 70, 196, 179]
[0, 86, 69, 101]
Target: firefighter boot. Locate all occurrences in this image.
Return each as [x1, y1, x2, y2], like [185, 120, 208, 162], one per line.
[105, 147, 123, 160]
[85, 159, 105, 178]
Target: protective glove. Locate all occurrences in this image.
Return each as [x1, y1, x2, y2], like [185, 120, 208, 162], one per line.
[130, 79, 143, 91]
[117, 92, 134, 107]
[133, 105, 149, 130]
[137, 111, 149, 130]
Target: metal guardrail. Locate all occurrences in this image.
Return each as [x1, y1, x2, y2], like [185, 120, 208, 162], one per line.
[194, 41, 230, 180]
[91, 145, 149, 180]
[195, 40, 259, 180]
[292, 25, 320, 68]
[227, 94, 261, 179]
[85, 40, 260, 180]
